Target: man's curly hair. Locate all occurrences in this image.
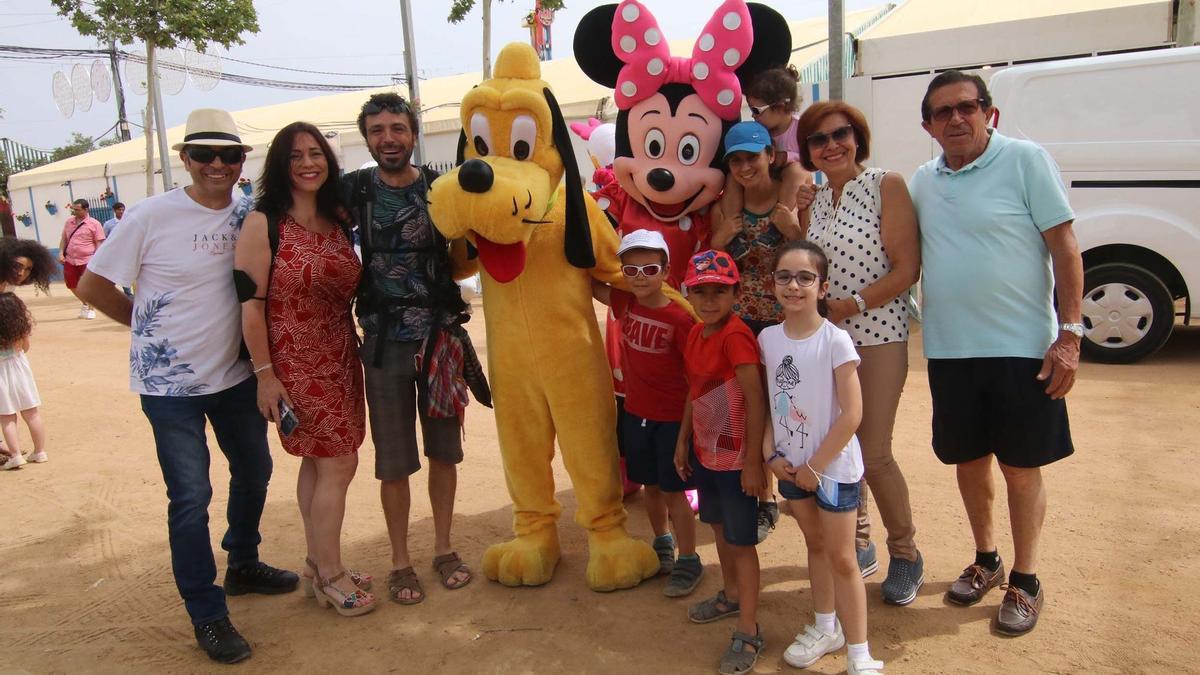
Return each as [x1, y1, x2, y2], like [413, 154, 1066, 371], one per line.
[0, 292, 32, 348]
[0, 238, 57, 293]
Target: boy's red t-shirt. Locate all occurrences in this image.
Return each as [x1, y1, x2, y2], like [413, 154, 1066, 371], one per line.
[611, 289, 695, 422]
[683, 314, 760, 471]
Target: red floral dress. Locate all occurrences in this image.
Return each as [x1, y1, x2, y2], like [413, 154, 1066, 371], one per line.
[267, 215, 365, 457]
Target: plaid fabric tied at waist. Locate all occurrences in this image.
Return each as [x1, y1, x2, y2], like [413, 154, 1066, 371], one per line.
[416, 325, 492, 424]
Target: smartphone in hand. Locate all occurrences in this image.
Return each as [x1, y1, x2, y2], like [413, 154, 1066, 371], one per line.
[279, 399, 300, 437]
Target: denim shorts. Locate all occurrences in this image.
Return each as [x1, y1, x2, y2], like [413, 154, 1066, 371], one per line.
[692, 457, 759, 547]
[779, 476, 862, 513]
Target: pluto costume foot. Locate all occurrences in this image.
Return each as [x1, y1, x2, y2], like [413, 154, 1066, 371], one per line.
[429, 43, 662, 591]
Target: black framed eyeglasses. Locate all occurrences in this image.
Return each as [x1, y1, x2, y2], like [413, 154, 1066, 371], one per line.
[186, 146, 246, 165]
[930, 98, 987, 123]
[622, 263, 663, 278]
[772, 270, 820, 287]
[805, 125, 854, 150]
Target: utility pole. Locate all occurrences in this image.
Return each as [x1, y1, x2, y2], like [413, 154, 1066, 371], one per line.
[828, 0, 844, 101]
[1178, 0, 1198, 46]
[398, 0, 427, 164]
[147, 42, 173, 190]
[143, 107, 154, 196]
[108, 39, 131, 141]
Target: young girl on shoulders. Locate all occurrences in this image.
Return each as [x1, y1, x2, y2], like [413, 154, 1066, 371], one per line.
[0, 292, 47, 470]
[757, 240, 883, 674]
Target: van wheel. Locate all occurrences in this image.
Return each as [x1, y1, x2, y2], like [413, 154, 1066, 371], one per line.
[1080, 263, 1174, 363]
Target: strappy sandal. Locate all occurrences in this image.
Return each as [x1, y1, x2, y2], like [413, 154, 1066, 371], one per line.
[664, 554, 703, 598]
[718, 626, 765, 675]
[315, 571, 377, 617]
[432, 552, 472, 590]
[301, 557, 373, 598]
[387, 566, 425, 605]
[688, 589, 740, 624]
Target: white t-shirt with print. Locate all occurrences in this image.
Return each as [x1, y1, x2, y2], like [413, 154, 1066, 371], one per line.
[758, 320, 864, 483]
[87, 188, 254, 396]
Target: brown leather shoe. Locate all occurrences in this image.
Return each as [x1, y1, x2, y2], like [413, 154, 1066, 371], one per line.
[995, 583, 1044, 636]
[946, 562, 1005, 606]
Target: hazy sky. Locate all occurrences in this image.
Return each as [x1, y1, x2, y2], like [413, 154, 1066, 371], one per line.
[0, 0, 880, 149]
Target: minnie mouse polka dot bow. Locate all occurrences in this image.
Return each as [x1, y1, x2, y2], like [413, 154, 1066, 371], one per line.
[611, 0, 753, 121]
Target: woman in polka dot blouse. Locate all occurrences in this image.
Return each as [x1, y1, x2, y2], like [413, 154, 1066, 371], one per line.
[797, 100, 926, 607]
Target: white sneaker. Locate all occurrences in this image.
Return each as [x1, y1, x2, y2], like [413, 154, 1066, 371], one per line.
[848, 657, 886, 674]
[1, 453, 26, 470]
[85, 309, 96, 320]
[28, 451, 48, 463]
[783, 621, 845, 668]
[78, 306, 89, 318]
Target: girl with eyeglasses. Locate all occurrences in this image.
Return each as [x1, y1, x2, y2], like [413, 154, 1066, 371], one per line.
[757, 240, 882, 675]
[796, 101, 925, 608]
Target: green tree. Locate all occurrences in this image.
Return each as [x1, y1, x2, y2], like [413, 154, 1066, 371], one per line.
[50, 132, 96, 163]
[448, 0, 565, 79]
[50, 0, 259, 52]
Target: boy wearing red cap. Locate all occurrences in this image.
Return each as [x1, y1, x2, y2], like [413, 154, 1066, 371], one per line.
[673, 249, 768, 673]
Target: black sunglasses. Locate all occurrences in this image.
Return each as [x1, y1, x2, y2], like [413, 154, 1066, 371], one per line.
[806, 125, 854, 150]
[362, 99, 413, 116]
[930, 98, 987, 123]
[186, 146, 246, 165]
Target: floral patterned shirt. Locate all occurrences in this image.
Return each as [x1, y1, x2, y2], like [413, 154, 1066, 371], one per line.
[728, 208, 784, 327]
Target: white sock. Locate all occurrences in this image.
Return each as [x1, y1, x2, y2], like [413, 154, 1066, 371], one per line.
[847, 642, 872, 662]
[815, 611, 837, 635]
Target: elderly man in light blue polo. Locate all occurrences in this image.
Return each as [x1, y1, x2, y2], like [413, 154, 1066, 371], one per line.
[908, 70, 1083, 637]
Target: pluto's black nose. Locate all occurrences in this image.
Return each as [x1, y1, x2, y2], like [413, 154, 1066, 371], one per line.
[459, 159, 494, 193]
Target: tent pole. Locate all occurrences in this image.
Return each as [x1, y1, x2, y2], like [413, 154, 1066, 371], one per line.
[829, 0, 844, 101]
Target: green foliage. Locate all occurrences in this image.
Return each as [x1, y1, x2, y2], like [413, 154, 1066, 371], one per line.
[50, 132, 96, 163]
[448, 0, 564, 23]
[50, 0, 260, 51]
[98, 136, 124, 148]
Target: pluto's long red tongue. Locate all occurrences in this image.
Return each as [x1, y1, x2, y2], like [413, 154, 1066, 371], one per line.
[474, 236, 526, 283]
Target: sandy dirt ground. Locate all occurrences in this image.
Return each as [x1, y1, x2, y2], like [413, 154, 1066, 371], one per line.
[1, 283, 1198, 674]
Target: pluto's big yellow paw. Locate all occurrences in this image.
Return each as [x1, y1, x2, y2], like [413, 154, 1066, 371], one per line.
[585, 528, 660, 592]
[482, 528, 561, 587]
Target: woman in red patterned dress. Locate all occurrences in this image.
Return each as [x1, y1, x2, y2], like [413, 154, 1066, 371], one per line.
[235, 122, 374, 616]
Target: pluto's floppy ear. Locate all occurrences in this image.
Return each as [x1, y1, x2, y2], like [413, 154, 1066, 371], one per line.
[739, 4, 793, 83]
[573, 4, 623, 88]
[456, 130, 467, 166]
[545, 86, 594, 269]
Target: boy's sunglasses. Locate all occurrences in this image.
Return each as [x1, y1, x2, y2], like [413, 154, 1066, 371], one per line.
[930, 98, 987, 123]
[185, 146, 246, 165]
[622, 263, 663, 278]
[805, 125, 854, 150]
[772, 270, 821, 287]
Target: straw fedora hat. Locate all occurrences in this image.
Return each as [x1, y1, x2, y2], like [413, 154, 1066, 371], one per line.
[171, 108, 253, 151]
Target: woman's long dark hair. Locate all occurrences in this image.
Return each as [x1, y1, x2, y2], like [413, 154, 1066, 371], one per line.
[773, 239, 830, 317]
[0, 292, 32, 348]
[255, 122, 348, 226]
[0, 238, 56, 293]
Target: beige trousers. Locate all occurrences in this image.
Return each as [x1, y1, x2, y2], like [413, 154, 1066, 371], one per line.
[854, 341, 918, 561]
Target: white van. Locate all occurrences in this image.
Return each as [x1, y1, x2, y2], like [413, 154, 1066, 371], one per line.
[988, 46, 1200, 363]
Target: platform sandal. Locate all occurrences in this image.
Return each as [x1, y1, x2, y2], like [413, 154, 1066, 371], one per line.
[301, 557, 373, 598]
[315, 571, 377, 617]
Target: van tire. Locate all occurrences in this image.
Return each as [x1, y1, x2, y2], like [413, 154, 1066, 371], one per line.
[1080, 263, 1174, 364]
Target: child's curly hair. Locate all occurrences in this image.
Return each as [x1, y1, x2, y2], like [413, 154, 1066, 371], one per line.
[0, 238, 57, 293]
[745, 64, 802, 114]
[0, 292, 33, 348]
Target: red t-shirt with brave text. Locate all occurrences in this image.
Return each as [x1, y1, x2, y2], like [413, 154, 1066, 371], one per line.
[611, 289, 695, 422]
[683, 315, 760, 471]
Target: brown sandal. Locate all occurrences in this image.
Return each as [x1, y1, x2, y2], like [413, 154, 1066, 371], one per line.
[432, 552, 472, 590]
[387, 567, 425, 605]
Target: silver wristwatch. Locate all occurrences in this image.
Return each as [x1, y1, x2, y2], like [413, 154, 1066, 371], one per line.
[1059, 322, 1084, 338]
[851, 291, 868, 313]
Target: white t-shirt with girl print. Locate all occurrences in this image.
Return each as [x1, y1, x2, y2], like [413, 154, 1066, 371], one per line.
[758, 319, 864, 483]
[87, 188, 254, 396]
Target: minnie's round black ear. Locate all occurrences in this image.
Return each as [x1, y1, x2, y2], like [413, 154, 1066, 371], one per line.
[738, 3, 794, 83]
[573, 4, 623, 88]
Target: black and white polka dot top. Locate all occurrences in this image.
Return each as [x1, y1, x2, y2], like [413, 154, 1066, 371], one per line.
[806, 168, 908, 346]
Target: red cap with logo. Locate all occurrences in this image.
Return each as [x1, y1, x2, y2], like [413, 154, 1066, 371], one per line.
[683, 249, 740, 288]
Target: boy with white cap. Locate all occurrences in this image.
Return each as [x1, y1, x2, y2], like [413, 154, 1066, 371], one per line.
[592, 230, 702, 598]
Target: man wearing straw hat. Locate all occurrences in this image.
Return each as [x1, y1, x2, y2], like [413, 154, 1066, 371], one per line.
[79, 108, 298, 665]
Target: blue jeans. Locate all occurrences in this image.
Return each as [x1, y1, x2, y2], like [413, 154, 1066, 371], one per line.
[140, 376, 272, 626]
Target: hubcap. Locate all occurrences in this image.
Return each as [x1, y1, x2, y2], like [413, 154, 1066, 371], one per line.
[1081, 282, 1154, 349]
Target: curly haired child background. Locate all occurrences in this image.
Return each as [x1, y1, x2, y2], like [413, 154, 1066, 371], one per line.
[0, 292, 47, 470]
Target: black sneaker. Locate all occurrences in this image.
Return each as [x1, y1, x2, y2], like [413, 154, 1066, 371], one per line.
[194, 616, 251, 664]
[756, 501, 779, 544]
[223, 561, 300, 596]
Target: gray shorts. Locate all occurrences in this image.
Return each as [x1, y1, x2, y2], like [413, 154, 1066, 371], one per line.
[361, 336, 464, 480]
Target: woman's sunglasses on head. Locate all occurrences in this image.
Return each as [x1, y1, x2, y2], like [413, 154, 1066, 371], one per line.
[805, 125, 854, 150]
[186, 146, 246, 165]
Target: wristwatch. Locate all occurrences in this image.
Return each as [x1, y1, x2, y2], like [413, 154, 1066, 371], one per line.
[1059, 322, 1085, 338]
[850, 291, 868, 313]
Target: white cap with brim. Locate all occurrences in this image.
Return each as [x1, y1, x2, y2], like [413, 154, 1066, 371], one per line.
[617, 229, 671, 263]
[171, 108, 253, 151]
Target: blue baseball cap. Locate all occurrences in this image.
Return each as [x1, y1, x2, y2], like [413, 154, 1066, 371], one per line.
[723, 121, 772, 159]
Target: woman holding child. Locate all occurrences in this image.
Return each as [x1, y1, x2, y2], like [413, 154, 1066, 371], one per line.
[235, 122, 374, 617]
[798, 101, 924, 607]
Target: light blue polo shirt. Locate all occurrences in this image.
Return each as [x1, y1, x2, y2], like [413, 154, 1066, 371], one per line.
[909, 131, 1074, 360]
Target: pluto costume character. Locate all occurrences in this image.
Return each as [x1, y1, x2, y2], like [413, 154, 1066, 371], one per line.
[428, 43, 660, 591]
